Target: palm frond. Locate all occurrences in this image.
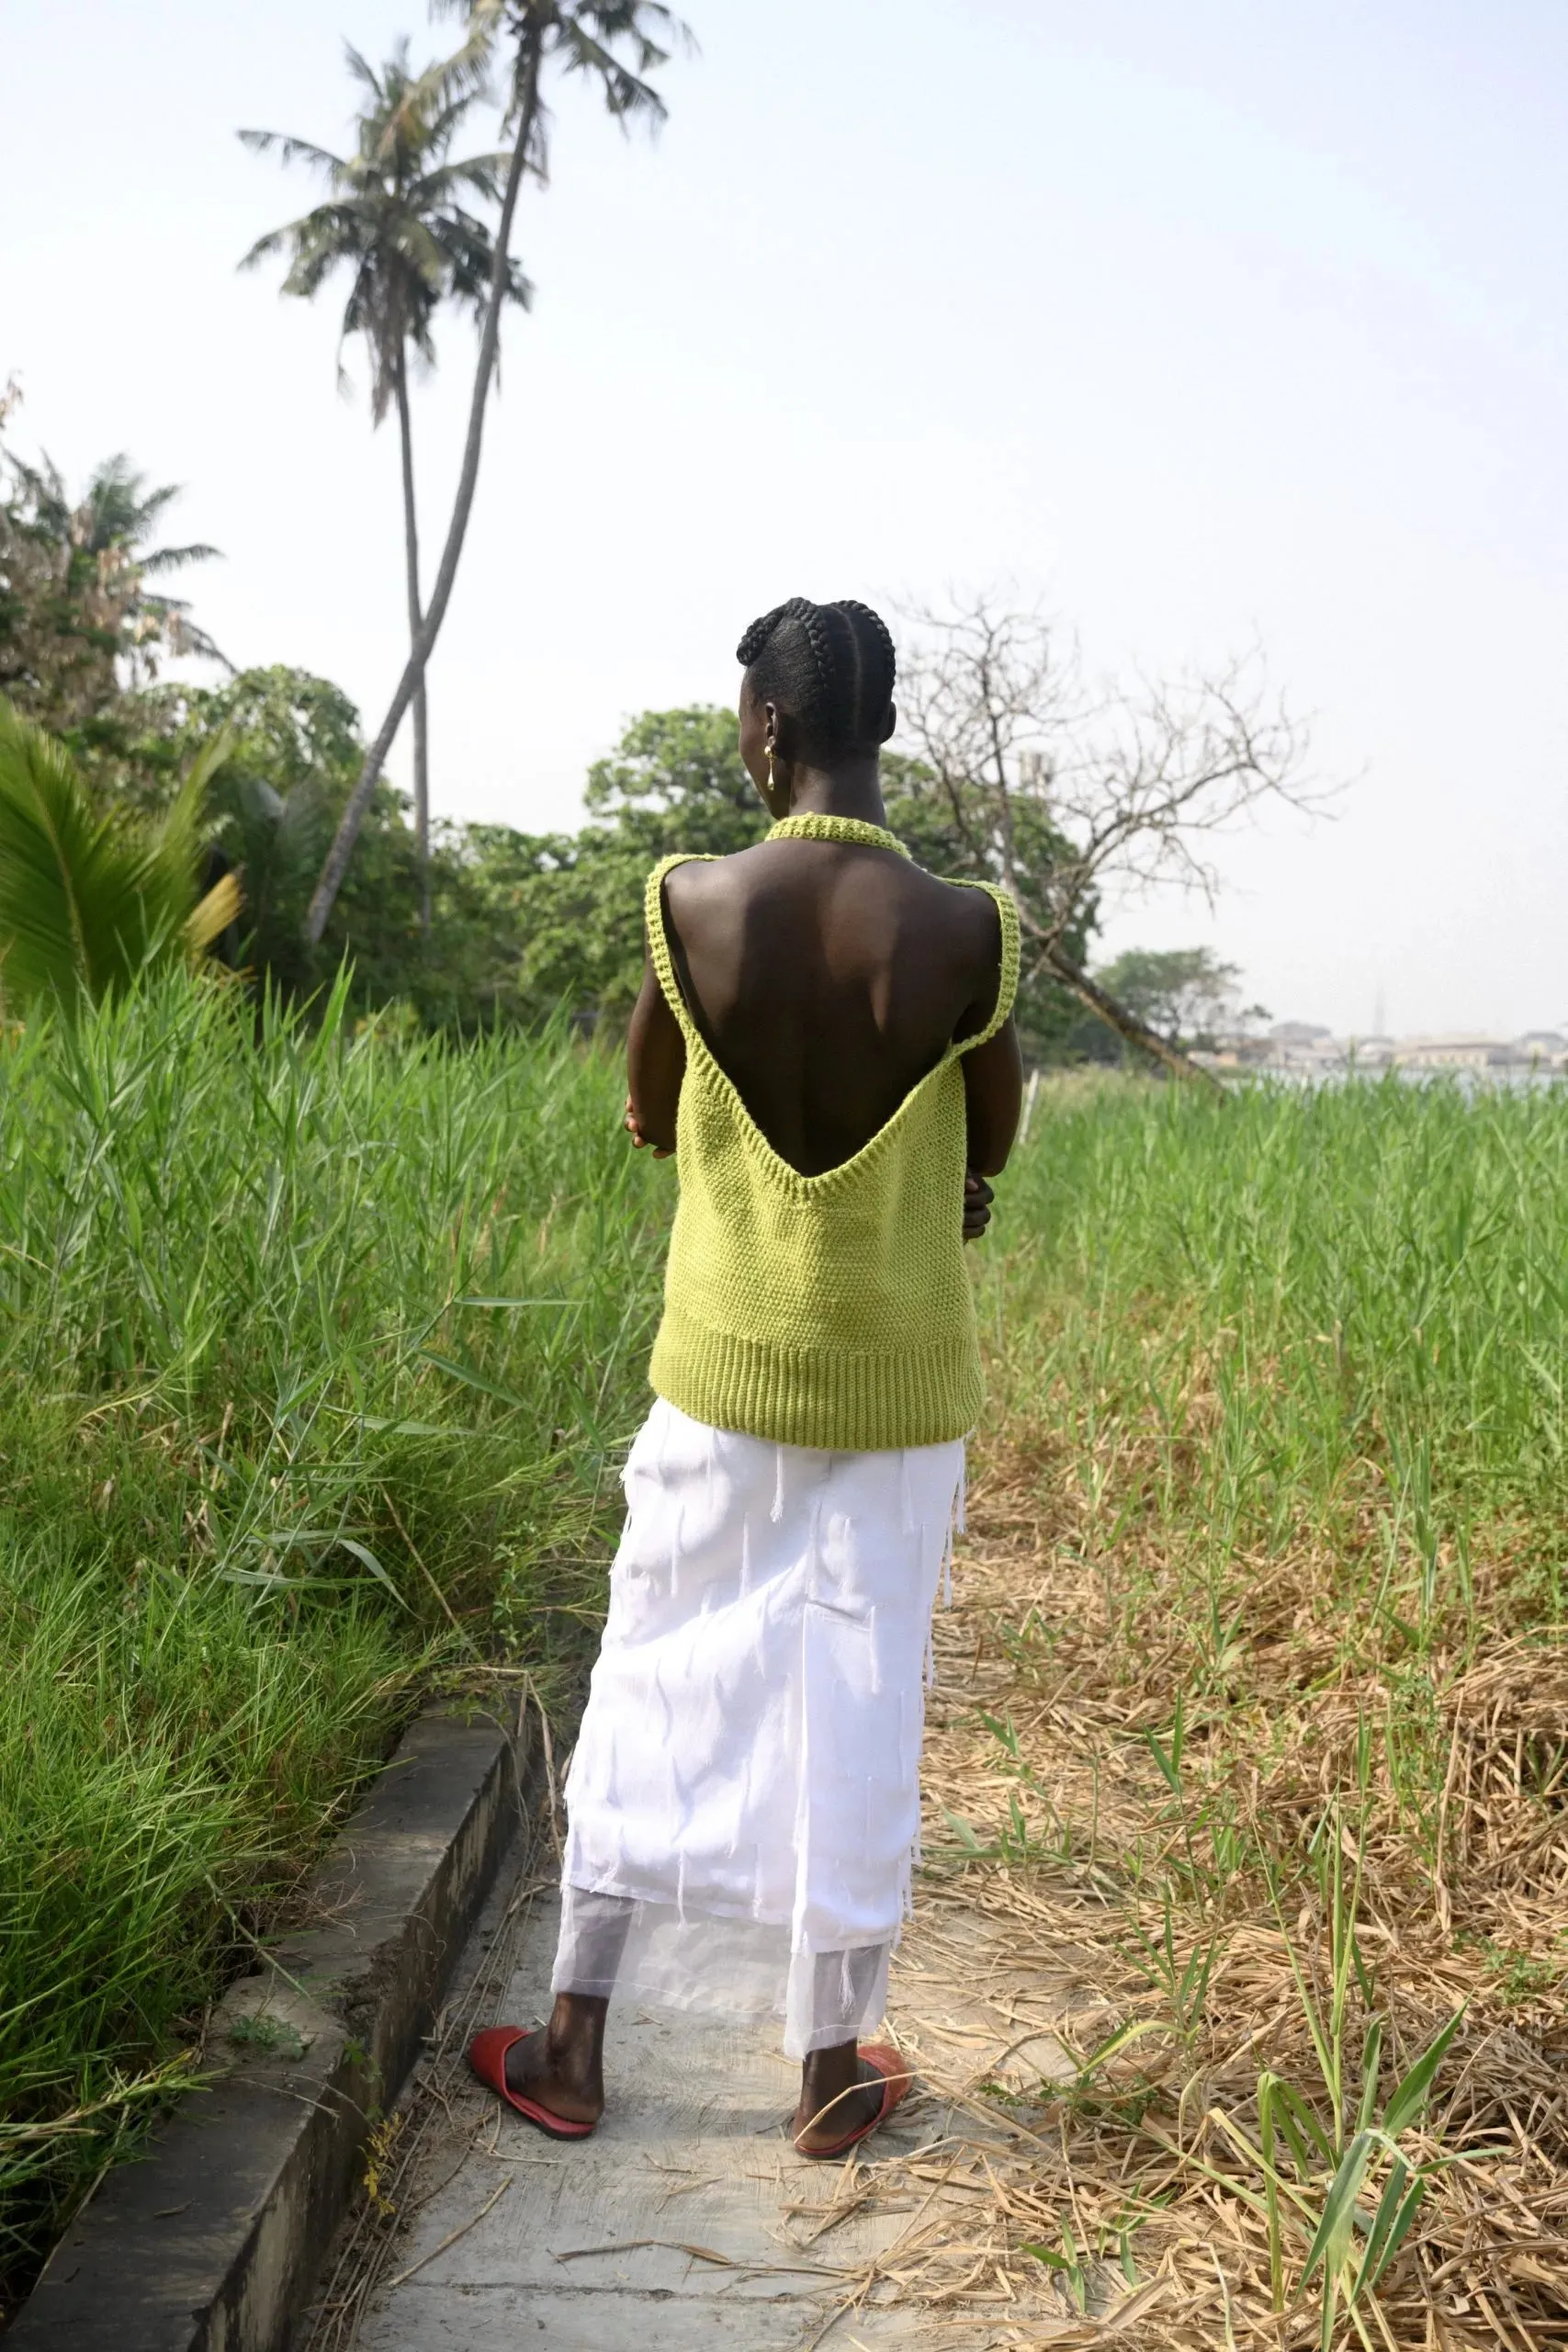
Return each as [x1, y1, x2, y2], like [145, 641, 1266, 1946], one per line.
[237, 221, 294, 271]
[136, 541, 221, 576]
[186, 872, 242, 955]
[428, 0, 505, 91]
[237, 128, 348, 176]
[184, 729, 240, 813]
[83, 456, 175, 535]
[554, 22, 670, 127]
[0, 702, 239, 1017]
[240, 205, 368, 279]
[166, 616, 232, 672]
[388, 215, 452, 284]
[343, 40, 396, 100]
[419, 89, 497, 156]
[412, 153, 515, 203]
[0, 700, 117, 1013]
[2, 449, 69, 519]
[432, 212, 533, 321]
[570, 0, 694, 78]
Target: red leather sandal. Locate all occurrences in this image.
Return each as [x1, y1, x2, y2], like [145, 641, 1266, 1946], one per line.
[467, 2026, 597, 2141]
[794, 2043, 913, 2160]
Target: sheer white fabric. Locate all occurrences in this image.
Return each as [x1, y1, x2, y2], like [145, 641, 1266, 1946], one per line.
[555, 1398, 964, 2057]
[551, 1886, 893, 2056]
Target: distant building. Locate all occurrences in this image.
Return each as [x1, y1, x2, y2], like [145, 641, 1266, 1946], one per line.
[1190, 1019, 1567, 1079]
[1389, 1035, 1568, 1072]
[1195, 1035, 1273, 1069]
[1393, 1036, 1503, 1071]
[1257, 1022, 1342, 1071]
[1270, 1022, 1332, 1046]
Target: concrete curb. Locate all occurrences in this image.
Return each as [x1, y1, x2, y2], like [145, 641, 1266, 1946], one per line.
[6, 1703, 529, 2352]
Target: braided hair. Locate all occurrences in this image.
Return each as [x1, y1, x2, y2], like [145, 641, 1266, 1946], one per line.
[735, 597, 897, 758]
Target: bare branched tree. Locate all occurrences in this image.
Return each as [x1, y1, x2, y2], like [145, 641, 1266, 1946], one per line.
[897, 593, 1317, 1085]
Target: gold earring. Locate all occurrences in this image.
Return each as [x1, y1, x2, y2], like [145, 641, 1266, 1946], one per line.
[766, 743, 778, 792]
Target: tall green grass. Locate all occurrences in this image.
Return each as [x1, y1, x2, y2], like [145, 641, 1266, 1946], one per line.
[0, 971, 666, 2304]
[8, 1020, 1566, 2314]
[983, 1074, 1568, 1599]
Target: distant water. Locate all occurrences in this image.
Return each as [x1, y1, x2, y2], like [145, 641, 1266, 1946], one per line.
[1240, 1065, 1565, 1095]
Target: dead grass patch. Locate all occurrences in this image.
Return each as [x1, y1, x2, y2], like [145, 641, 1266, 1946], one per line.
[809, 1409, 1568, 2349]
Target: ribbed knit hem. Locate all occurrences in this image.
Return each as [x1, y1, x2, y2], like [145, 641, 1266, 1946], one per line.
[649, 1306, 984, 1452]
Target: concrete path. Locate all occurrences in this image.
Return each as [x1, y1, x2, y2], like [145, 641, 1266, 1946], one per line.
[301, 1828, 1073, 2351]
[361, 1888, 941, 2348]
[299, 1530, 1091, 2352]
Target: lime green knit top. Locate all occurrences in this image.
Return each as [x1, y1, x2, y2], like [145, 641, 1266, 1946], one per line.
[644, 814, 1020, 1452]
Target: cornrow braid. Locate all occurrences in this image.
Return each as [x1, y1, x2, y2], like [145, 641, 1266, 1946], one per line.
[798, 604, 835, 717]
[735, 596, 897, 758]
[734, 608, 782, 668]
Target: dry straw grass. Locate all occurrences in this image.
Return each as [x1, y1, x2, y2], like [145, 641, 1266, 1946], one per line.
[801, 1398, 1568, 2350]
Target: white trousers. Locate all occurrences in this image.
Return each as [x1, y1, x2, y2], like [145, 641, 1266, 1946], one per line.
[555, 1398, 964, 2056]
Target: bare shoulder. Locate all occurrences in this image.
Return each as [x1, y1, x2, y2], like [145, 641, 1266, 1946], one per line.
[659, 852, 741, 925]
[660, 845, 764, 903]
[913, 867, 1004, 978]
[663, 845, 1000, 987]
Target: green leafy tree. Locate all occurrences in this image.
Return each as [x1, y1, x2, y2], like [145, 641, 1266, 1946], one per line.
[479, 707, 1098, 1046]
[132, 664, 536, 1029]
[488, 706, 763, 1023]
[132, 666, 428, 1004]
[306, 0, 690, 943]
[242, 40, 528, 926]
[133, 667, 367, 997]
[1092, 946, 1256, 1049]
[0, 699, 236, 1017]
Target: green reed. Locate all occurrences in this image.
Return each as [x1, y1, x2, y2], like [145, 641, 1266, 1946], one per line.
[983, 1073, 1568, 1623]
[0, 970, 668, 2302]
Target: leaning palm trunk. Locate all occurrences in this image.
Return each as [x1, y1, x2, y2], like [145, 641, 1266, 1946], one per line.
[305, 47, 543, 946]
[393, 344, 432, 930]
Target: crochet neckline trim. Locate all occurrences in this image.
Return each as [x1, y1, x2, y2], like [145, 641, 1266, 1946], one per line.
[764, 813, 912, 859]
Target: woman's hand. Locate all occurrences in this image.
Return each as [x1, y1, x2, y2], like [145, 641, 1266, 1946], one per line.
[626, 1092, 673, 1159]
[963, 1171, 995, 1242]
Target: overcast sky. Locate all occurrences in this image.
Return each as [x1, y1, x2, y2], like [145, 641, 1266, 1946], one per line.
[5, 0, 1565, 1035]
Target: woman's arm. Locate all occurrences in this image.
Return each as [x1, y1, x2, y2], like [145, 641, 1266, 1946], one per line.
[962, 1016, 1023, 1176]
[953, 888, 1024, 1239]
[952, 891, 1023, 1184]
[959, 1016, 1023, 1239]
[626, 955, 685, 1158]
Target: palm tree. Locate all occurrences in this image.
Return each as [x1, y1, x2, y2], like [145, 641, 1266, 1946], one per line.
[6, 451, 217, 574]
[302, 0, 691, 946]
[0, 699, 239, 1017]
[242, 42, 528, 926]
[0, 447, 224, 729]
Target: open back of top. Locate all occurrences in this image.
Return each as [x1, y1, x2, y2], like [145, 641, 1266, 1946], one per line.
[644, 852, 1019, 1453]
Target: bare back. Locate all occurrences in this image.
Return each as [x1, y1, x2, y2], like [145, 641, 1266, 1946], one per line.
[660, 839, 1006, 1179]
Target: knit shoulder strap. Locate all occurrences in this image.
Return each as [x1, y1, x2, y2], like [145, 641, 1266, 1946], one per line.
[644, 854, 716, 1041]
[949, 881, 1021, 1052]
